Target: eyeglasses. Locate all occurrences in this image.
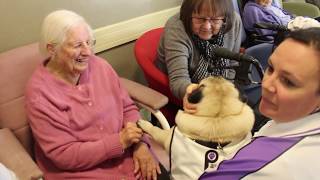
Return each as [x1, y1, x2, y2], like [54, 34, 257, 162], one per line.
[192, 17, 224, 25]
[68, 39, 96, 50]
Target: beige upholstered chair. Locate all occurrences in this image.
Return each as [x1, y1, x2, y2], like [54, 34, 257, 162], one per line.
[0, 43, 169, 180]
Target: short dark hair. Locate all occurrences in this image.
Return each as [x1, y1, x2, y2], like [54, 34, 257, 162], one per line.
[180, 0, 235, 36]
[287, 27, 320, 52]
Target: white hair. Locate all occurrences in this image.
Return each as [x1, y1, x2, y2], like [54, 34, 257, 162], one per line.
[39, 10, 94, 55]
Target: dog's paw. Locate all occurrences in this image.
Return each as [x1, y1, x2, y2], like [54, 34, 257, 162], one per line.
[137, 119, 153, 132]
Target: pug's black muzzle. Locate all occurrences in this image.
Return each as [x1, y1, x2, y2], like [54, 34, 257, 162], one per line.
[187, 86, 204, 104]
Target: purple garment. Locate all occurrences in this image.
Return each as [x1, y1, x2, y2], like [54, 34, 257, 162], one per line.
[199, 136, 303, 180]
[242, 1, 293, 38]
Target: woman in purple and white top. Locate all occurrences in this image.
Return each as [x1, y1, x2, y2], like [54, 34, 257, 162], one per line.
[199, 28, 320, 179]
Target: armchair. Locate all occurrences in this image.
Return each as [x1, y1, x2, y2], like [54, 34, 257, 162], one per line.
[0, 43, 169, 179]
[134, 28, 182, 126]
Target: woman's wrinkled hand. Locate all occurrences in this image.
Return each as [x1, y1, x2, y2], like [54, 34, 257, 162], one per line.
[183, 83, 199, 114]
[133, 142, 161, 180]
[120, 122, 143, 149]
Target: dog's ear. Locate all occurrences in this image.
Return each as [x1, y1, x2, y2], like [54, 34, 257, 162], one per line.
[188, 88, 203, 104]
[233, 83, 248, 103]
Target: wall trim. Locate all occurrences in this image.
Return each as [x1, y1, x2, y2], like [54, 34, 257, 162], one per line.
[93, 6, 180, 53]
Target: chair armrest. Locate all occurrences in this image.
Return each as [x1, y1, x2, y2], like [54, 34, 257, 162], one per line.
[120, 78, 168, 110]
[120, 78, 171, 129]
[0, 128, 43, 180]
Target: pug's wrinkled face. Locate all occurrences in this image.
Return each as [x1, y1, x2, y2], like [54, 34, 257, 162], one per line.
[188, 77, 239, 104]
[188, 77, 244, 117]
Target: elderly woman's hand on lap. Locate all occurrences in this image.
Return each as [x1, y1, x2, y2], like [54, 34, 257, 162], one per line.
[133, 142, 161, 180]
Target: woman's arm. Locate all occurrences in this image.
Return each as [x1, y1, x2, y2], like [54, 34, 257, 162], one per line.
[26, 97, 125, 171]
[162, 17, 194, 99]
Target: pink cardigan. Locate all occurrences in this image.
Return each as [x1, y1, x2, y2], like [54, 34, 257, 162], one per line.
[25, 55, 141, 179]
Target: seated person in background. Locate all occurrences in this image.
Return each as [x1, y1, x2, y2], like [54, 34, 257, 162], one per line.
[198, 27, 320, 179]
[242, 0, 294, 39]
[25, 10, 160, 180]
[156, 0, 243, 101]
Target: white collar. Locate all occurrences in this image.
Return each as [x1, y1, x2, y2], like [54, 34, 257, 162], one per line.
[254, 112, 320, 138]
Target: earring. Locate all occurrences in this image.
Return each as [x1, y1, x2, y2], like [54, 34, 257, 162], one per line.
[220, 23, 226, 33]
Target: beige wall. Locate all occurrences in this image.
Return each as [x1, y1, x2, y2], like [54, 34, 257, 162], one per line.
[98, 42, 147, 84]
[0, 0, 182, 83]
[0, 0, 181, 52]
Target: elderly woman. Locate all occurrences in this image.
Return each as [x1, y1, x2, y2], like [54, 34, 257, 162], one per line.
[156, 0, 243, 101]
[242, 0, 294, 39]
[199, 28, 320, 179]
[25, 10, 160, 179]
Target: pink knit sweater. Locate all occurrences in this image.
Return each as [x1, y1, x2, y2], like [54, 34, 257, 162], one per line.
[25, 55, 141, 179]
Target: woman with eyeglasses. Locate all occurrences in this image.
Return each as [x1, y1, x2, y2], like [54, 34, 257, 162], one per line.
[25, 10, 160, 180]
[155, 0, 242, 112]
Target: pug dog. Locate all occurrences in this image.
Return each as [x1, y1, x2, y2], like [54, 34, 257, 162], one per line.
[138, 76, 254, 179]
